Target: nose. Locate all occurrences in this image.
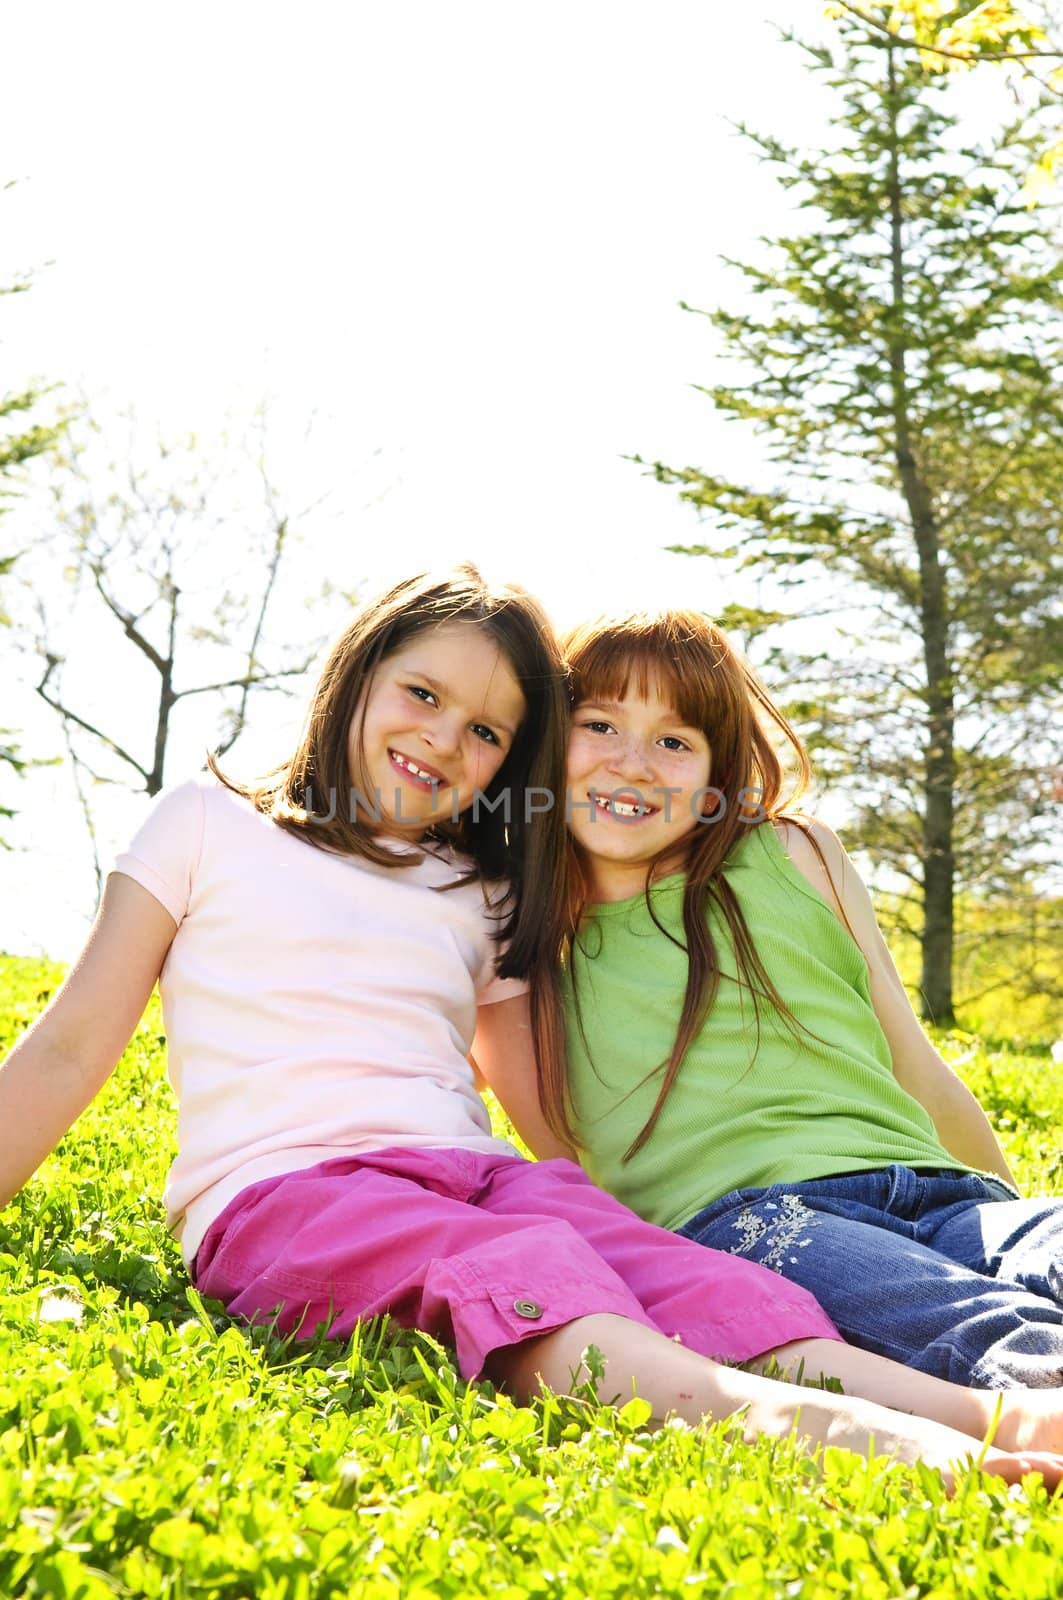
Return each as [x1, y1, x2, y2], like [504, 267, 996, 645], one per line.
[421, 710, 463, 759]
[606, 735, 654, 784]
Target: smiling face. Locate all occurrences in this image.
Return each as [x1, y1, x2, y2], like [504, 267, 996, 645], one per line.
[351, 621, 527, 839]
[567, 675, 713, 903]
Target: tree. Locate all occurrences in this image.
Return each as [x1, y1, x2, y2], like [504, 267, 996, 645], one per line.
[1, 191, 63, 831]
[17, 411, 325, 893]
[646, 12, 1063, 1023]
[830, 2, 1063, 200]
[832, 0, 1059, 66]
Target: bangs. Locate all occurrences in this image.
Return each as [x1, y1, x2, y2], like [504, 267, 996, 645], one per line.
[566, 614, 729, 731]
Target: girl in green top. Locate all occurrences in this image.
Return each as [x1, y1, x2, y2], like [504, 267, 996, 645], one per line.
[480, 609, 1063, 1395]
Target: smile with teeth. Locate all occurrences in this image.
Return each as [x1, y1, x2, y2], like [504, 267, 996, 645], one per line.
[592, 791, 660, 822]
[389, 749, 447, 789]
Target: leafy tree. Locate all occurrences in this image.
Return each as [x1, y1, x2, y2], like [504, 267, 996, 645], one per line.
[1, 207, 62, 830]
[647, 11, 1063, 1023]
[830, 1, 1063, 199]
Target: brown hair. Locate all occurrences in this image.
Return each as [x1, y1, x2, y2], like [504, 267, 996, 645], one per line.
[210, 565, 570, 980]
[534, 609, 816, 1155]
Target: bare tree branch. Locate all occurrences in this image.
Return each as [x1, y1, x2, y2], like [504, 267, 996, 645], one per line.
[174, 661, 313, 701]
[212, 508, 287, 760]
[28, 409, 334, 804]
[35, 656, 151, 787]
[89, 561, 169, 675]
[957, 968, 1063, 1006]
[59, 716, 103, 902]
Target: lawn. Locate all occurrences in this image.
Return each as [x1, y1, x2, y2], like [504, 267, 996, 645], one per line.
[2, 953, 1061, 1599]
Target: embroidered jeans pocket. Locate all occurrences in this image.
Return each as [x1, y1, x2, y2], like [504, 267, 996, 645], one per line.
[728, 1193, 823, 1275]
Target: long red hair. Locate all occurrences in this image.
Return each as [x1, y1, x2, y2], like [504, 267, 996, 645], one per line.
[532, 610, 814, 1158]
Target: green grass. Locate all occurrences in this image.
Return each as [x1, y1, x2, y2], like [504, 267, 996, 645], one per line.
[2, 954, 1062, 1599]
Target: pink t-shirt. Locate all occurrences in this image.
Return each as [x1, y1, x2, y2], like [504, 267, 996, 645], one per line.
[113, 777, 526, 1264]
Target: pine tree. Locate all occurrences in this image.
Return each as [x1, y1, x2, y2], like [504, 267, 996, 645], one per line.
[648, 15, 1063, 1023]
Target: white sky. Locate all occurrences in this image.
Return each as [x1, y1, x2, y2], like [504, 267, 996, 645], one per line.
[2, 1, 846, 955]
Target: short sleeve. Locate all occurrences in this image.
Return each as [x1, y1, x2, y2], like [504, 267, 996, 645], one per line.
[111, 778, 207, 926]
[477, 968, 530, 1006]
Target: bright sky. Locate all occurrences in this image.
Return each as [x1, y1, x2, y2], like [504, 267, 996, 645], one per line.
[1, 1, 841, 955]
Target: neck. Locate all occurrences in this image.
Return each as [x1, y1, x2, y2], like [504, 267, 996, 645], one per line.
[582, 853, 687, 906]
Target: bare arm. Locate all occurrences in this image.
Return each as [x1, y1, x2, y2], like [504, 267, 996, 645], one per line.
[776, 820, 1016, 1187]
[0, 872, 178, 1208]
[472, 992, 577, 1161]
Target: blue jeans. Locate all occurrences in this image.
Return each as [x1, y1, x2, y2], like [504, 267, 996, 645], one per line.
[677, 1166, 1063, 1387]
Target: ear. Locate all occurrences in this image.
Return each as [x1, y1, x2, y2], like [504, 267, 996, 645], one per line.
[701, 784, 724, 818]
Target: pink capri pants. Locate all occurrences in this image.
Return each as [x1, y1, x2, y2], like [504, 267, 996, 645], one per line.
[192, 1147, 840, 1377]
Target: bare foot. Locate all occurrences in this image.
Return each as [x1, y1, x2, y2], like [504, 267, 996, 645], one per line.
[992, 1391, 1063, 1457]
[980, 1445, 1063, 1493]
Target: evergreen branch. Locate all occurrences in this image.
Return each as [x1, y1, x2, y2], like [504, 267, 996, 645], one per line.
[934, 434, 1033, 528]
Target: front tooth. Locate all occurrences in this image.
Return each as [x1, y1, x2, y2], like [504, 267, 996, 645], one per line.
[397, 754, 434, 780]
[595, 795, 644, 816]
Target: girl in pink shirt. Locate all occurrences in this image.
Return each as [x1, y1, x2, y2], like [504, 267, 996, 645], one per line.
[1, 566, 1060, 1488]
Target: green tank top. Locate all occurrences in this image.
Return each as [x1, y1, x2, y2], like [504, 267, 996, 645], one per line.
[563, 822, 964, 1231]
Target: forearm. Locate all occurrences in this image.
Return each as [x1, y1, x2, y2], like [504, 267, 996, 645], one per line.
[0, 876, 174, 1212]
[782, 823, 1019, 1192]
[917, 1069, 1016, 1187]
[0, 1027, 107, 1208]
[473, 994, 578, 1162]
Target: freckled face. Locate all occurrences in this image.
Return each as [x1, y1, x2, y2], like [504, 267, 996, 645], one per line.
[350, 622, 526, 838]
[566, 678, 712, 902]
